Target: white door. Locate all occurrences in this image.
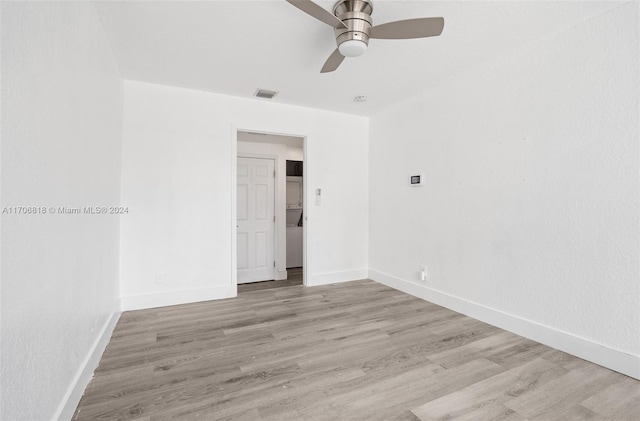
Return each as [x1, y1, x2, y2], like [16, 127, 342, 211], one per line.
[237, 157, 275, 284]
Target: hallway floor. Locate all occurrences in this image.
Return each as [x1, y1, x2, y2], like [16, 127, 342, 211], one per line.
[238, 267, 303, 293]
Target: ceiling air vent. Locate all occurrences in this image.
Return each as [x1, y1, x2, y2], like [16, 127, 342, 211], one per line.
[255, 89, 278, 100]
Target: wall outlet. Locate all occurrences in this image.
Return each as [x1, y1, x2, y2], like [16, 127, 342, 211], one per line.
[420, 264, 427, 281]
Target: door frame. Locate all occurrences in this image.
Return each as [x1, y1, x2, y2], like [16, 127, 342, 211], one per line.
[236, 154, 278, 283]
[231, 125, 308, 291]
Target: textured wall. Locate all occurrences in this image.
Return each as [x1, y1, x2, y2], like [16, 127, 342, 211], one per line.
[1, 3, 123, 419]
[369, 2, 639, 359]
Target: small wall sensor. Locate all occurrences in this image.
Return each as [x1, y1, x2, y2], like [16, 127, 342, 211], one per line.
[420, 265, 427, 281]
[410, 174, 424, 187]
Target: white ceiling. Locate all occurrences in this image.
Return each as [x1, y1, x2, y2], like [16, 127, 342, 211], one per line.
[95, 1, 623, 116]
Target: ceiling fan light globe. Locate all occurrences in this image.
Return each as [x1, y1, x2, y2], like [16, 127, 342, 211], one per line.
[338, 39, 367, 57]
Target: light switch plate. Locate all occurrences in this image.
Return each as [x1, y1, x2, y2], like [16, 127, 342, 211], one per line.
[410, 174, 424, 187]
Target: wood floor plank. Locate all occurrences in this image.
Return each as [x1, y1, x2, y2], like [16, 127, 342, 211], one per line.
[419, 403, 527, 421]
[73, 280, 640, 421]
[504, 361, 622, 420]
[411, 357, 566, 420]
[335, 360, 503, 420]
[580, 375, 640, 419]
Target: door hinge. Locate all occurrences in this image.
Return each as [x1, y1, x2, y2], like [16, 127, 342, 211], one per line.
[273, 170, 276, 178]
[273, 215, 276, 222]
[273, 261, 275, 267]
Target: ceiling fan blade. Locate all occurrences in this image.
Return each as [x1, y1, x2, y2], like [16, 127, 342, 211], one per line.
[370, 17, 444, 39]
[320, 49, 345, 73]
[286, 0, 347, 30]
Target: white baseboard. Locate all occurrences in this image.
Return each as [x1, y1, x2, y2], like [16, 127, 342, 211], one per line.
[308, 269, 368, 286]
[54, 307, 121, 421]
[275, 270, 287, 281]
[369, 269, 640, 380]
[120, 285, 236, 311]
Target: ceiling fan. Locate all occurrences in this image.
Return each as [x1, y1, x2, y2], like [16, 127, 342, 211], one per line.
[286, 0, 444, 73]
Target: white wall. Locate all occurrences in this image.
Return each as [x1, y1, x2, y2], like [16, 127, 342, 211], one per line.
[120, 81, 369, 309]
[1, 2, 123, 420]
[369, 3, 639, 378]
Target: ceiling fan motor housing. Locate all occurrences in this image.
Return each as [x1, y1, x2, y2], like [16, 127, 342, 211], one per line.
[332, 0, 373, 52]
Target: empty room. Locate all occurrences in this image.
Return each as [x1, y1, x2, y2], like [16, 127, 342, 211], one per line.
[1, 0, 639, 420]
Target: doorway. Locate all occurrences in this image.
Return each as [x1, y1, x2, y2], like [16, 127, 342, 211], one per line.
[235, 130, 306, 291]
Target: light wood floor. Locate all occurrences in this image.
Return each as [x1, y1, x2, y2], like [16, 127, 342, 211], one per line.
[73, 279, 639, 421]
[237, 267, 303, 293]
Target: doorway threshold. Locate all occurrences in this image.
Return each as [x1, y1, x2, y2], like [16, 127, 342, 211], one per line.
[238, 268, 303, 293]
